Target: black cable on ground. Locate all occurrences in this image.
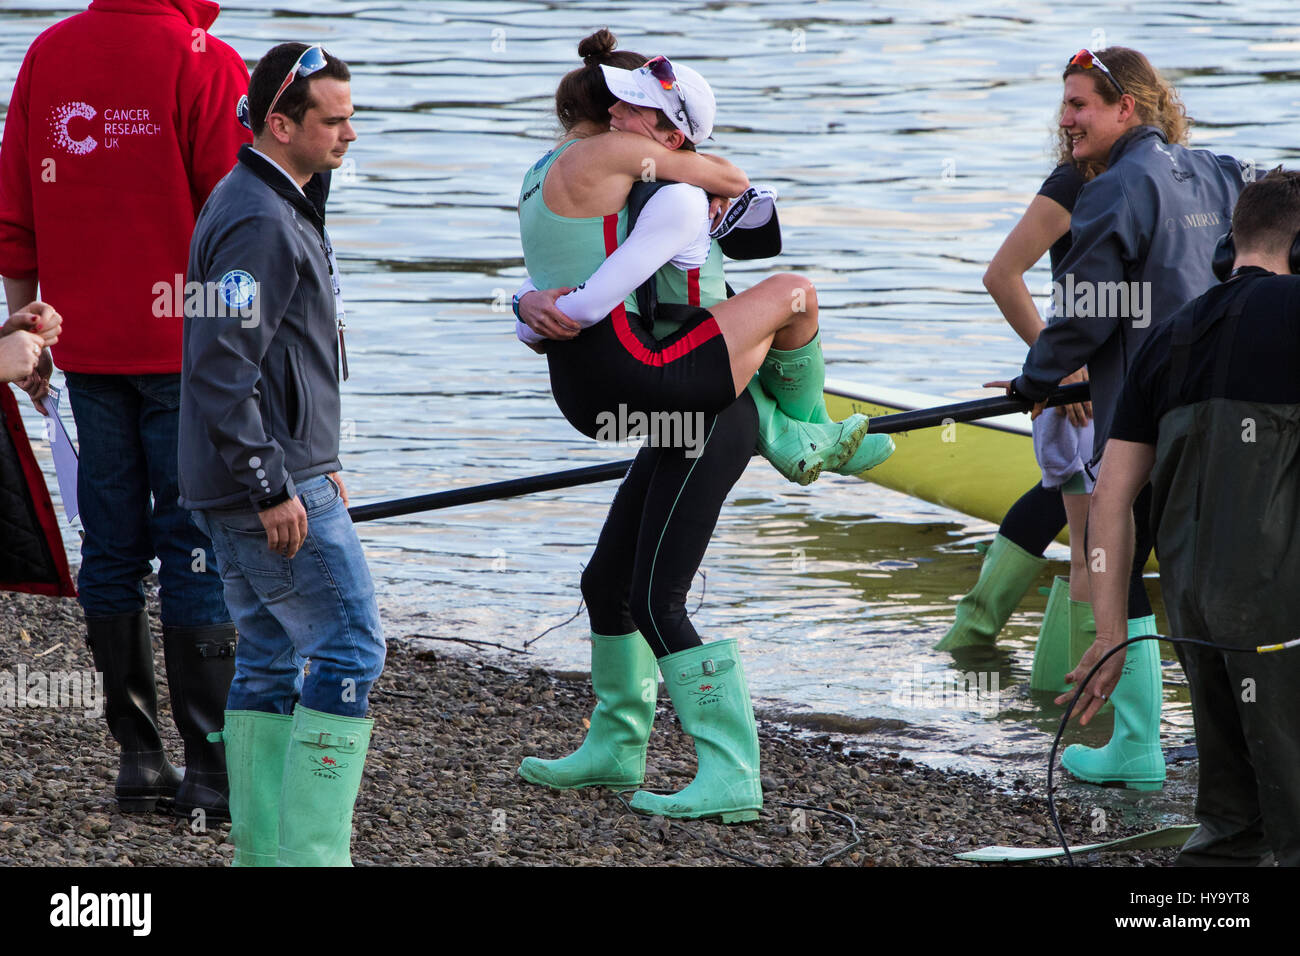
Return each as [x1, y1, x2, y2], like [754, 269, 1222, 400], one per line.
[1048, 631, 1300, 866]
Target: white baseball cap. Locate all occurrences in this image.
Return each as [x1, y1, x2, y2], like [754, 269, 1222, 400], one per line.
[600, 56, 716, 144]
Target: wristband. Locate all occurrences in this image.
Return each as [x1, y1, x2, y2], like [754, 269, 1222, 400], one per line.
[255, 487, 293, 511]
[512, 291, 524, 321]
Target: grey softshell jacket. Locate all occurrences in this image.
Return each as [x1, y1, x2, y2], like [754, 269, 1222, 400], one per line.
[1014, 126, 1245, 463]
[179, 146, 342, 510]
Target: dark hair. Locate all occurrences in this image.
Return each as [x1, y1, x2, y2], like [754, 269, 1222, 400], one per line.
[1232, 167, 1300, 256]
[554, 29, 645, 132]
[249, 42, 351, 137]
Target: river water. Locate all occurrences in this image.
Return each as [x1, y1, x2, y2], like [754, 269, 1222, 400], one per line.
[3, 0, 1296, 794]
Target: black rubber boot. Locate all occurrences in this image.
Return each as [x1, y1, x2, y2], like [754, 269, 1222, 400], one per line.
[86, 610, 183, 813]
[163, 623, 238, 823]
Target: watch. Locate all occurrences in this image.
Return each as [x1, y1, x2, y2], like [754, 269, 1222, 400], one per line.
[255, 487, 293, 511]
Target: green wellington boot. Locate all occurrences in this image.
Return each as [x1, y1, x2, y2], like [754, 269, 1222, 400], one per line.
[747, 379, 876, 485]
[629, 639, 762, 823]
[209, 710, 293, 867]
[277, 705, 373, 866]
[1030, 580, 1110, 704]
[1060, 615, 1165, 791]
[935, 535, 1047, 651]
[518, 631, 658, 789]
[756, 334, 894, 475]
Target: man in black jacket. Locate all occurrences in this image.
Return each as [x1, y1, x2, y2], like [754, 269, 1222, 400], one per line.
[1065, 168, 1300, 866]
[181, 43, 384, 867]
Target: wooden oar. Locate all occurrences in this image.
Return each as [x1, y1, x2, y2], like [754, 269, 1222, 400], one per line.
[348, 382, 1088, 523]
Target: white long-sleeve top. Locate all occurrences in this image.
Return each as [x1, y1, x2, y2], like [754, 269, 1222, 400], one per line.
[515, 182, 711, 345]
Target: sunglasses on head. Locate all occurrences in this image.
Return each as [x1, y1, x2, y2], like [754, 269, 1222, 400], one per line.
[1068, 48, 1126, 98]
[264, 44, 330, 126]
[642, 54, 700, 139]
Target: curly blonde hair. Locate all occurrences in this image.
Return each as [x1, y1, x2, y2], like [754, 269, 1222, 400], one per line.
[1053, 47, 1189, 179]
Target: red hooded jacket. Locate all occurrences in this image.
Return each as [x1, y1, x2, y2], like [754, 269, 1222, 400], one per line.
[0, 0, 252, 373]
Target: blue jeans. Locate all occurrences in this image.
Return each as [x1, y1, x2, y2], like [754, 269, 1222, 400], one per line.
[63, 371, 230, 627]
[194, 475, 386, 718]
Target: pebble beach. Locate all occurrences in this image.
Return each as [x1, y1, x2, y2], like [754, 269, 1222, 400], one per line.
[0, 588, 1184, 867]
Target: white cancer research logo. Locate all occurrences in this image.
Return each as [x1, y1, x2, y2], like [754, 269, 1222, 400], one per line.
[218, 270, 257, 310]
[50, 102, 98, 155]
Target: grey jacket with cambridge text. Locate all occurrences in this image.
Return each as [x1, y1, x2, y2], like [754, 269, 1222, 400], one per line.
[1013, 126, 1245, 464]
[179, 145, 342, 510]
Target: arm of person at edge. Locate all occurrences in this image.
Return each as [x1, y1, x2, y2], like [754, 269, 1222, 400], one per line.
[1055, 437, 1155, 723]
[2, 277, 58, 409]
[995, 178, 1139, 417]
[982, 194, 1091, 426]
[0, 53, 56, 408]
[516, 183, 709, 347]
[0, 328, 45, 384]
[187, 213, 309, 557]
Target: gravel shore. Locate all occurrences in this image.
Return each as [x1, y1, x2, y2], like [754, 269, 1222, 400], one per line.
[1, 589, 1185, 866]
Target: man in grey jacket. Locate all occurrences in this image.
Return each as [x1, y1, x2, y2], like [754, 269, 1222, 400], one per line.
[180, 43, 384, 867]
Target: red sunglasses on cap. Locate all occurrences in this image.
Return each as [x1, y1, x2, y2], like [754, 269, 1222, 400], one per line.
[642, 54, 701, 139]
[1067, 48, 1126, 98]
[264, 44, 331, 126]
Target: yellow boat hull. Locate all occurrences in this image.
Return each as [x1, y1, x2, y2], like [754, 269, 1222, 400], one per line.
[824, 380, 1045, 530]
[824, 380, 1157, 571]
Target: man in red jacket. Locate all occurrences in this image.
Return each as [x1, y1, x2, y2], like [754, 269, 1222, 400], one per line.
[0, 0, 252, 822]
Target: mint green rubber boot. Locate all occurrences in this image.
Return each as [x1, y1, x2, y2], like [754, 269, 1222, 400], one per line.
[518, 631, 657, 789]
[935, 534, 1047, 651]
[629, 639, 762, 823]
[277, 705, 373, 866]
[1060, 615, 1165, 791]
[757, 331, 835, 423]
[210, 710, 293, 867]
[831, 430, 896, 476]
[756, 335, 894, 474]
[1030, 577, 1072, 692]
[747, 379, 874, 485]
[1030, 578, 1107, 700]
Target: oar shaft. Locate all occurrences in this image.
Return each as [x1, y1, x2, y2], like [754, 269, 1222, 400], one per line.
[348, 382, 1090, 523]
[348, 459, 635, 523]
[866, 382, 1089, 433]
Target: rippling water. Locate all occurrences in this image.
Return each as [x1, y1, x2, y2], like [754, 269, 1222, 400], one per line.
[4, 0, 1295, 786]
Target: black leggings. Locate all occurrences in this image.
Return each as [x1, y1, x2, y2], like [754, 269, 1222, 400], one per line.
[581, 389, 758, 658]
[1001, 480, 1153, 619]
[546, 303, 735, 440]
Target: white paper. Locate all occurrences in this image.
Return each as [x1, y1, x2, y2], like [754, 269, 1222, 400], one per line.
[38, 386, 79, 523]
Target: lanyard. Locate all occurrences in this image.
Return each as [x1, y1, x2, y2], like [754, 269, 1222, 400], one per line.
[322, 227, 349, 381]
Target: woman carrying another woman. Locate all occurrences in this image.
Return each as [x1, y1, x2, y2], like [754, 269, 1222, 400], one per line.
[512, 32, 892, 822]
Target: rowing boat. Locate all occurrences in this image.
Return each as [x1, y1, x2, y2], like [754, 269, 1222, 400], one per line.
[826, 379, 1159, 571]
[824, 379, 1042, 529]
